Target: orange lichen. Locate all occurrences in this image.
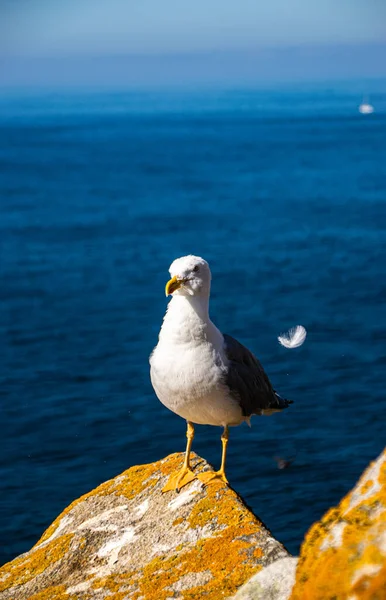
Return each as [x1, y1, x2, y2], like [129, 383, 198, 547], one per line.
[253, 548, 263, 560]
[360, 479, 374, 495]
[92, 571, 137, 599]
[28, 585, 75, 600]
[352, 562, 386, 600]
[0, 535, 73, 593]
[188, 477, 254, 530]
[159, 453, 186, 476]
[291, 449, 386, 600]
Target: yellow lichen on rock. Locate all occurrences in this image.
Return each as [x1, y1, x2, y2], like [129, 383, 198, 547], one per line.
[291, 448, 386, 600]
[0, 534, 73, 593]
[28, 585, 75, 600]
[0, 453, 288, 600]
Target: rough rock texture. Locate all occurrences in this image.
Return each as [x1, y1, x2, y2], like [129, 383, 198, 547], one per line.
[231, 557, 298, 600]
[0, 453, 289, 600]
[291, 448, 386, 600]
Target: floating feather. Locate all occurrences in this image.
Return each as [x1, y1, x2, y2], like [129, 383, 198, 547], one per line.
[278, 325, 307, 349]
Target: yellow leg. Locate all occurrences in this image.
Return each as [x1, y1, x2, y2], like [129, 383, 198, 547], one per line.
[197, 426, 229, 485]
[162, 422, 197, 492]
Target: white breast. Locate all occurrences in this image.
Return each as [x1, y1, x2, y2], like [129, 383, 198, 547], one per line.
[150, 339, 243, 426]
[150, 293, 244, 427]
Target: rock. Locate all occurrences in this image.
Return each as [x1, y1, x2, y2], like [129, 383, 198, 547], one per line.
[231, 557, 298, 600]
[0, 453, 289, 600]
[290, 448, 386, 600]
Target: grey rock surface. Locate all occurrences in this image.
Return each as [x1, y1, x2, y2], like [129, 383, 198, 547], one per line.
[231, 557, 298, 600]
[0, 453, 289, 599]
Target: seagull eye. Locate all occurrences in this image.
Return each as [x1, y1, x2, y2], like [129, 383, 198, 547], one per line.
[193, 265, 199, 273]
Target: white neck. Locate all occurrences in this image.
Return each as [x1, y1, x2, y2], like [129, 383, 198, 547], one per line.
[159, 293, 212, 344]
[173, 293, 210, 319]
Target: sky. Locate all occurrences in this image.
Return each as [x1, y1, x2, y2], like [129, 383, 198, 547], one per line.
[0, 0, 385, 86]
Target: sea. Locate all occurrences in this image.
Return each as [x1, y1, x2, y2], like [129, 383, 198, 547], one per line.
[1, 81, 386, 566]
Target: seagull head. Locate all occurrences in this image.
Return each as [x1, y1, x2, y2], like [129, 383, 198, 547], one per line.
[165, 255, 211, 297]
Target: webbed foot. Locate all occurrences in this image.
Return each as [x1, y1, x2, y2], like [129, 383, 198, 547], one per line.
[162, 467, 197, 493]
[197, 469, 228, 486]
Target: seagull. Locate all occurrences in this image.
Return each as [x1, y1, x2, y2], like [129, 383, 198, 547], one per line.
[150, 255, 292, 492]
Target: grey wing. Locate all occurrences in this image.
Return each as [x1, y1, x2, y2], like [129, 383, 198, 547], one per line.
[223, 334, 291, 416]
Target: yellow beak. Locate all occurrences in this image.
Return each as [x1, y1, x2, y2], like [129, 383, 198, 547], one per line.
[165, 275, 182, 296]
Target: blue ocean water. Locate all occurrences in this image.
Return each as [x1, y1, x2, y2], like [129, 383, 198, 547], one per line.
[1, 83, 386, 566]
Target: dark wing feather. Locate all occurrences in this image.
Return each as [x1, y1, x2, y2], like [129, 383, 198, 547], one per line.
[223, 334, 291, 416]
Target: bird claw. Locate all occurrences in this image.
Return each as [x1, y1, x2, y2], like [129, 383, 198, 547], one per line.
[162, 468, 196, 493]
[197, 470, 228, 486]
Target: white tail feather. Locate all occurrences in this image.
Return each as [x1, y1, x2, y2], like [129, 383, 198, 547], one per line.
[278, 325, 307, 349]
